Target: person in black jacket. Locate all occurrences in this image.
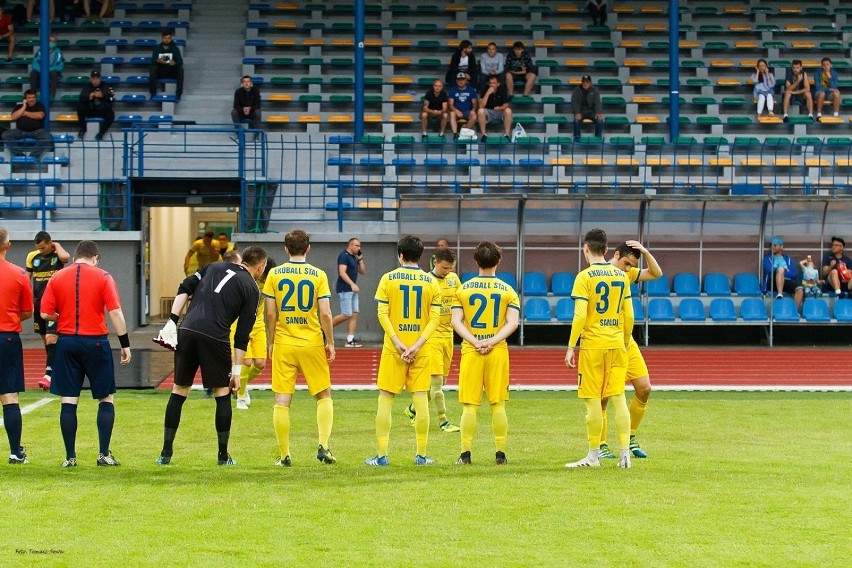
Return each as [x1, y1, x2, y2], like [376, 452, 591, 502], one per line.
[445, 40, 478, 87]
[77, 70, 114, 140]
[571, 74, 603, 140]
[231, 75, 261, 130]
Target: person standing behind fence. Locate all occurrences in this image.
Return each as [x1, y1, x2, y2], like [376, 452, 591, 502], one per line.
[0, 227, 33, 465]
[40, 240, 132, 468]
[332, 237, 366, 348]
[751, 59, 776, 119]
[231, 75, 261, 132]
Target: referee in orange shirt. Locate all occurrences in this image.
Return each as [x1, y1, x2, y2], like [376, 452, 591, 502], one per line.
[0, 228, 34, 465]
[40, 241, 131, 468]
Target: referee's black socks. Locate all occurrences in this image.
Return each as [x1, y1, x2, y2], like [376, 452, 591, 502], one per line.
[214, 394, 232, 461]
[162, 392, 187, 457]
[97, 402, 115, 457]
[60, 403, 78, 459]
[3, 403, 22, 457]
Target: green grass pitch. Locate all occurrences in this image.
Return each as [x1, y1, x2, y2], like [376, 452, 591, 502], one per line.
[1, 390, 850, 566]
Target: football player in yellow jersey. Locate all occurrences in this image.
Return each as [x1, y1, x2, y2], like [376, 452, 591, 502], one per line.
[565, 229, 635, 469]
[232, 255, 275, 410]
[595, 240, 662, 460]
[404, 246, 461, 432]
[263, 230, 336, 466]
[365, 235, 441, 467]
[451, 241, 519, 466]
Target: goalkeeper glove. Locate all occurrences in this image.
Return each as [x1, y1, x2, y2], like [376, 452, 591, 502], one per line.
[153, 319, 178, 351]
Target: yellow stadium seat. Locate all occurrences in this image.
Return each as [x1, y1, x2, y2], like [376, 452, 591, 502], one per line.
[55, 114, 77, 122]
[389, 95, 414, 103]
[792, 42, 816, 49]
[297, 115, 320, 123]
[717, 78, 741, 86]
[620, 41, 642, 48]
[784, 24, 808, 32]
[303, 39, 325, 46]
[328, 115, 352, 123]
[616, 158, 639, 166]
[390, 115, 413, 123]
[632, 96, 656, 104]
[628, 78, 652, 86]
[267, 115, 290, 123]
[775, 158, 800, 167]
[758, 116, 783, 124]
[679, 41, 699, 48]
[740, 158, 766, 167]
[819, 116, 843, 124]
[267, 94, 292, 102]
[806, 158, 829, 167]
[647, 158, 672, 167]
[616, 24, 638, 32]
[331, 39, 352, 46]
[724, 6, 747, 13]
[584, 158, 608, 166]
[562, 41, 585, 48]
[557, 6, 580, 13]
[390, 77, 413, 84]
[636, 116, 660, 124]
[677, 158, 703, 166]
[711, 60, 734, 67]
[641, 6, 664, 13]
[446, 23, 467, 30]
[389, 39, 411, 47]
[276, 3, 298, 9]
[612, 6, 633, 13]
[779, 7, 802, 14]
[565, 59, 589, 67]
[388, 58, 413, 65]
[625, 59, 647, 67]
[645, 24, 666, 32]
[560, 24, 582, 32]
[446, 4, 465, 11]
[835, 158, 852, 167]
[273, 21, 296, 29]
[729, 25, 751, 32]
[735, 41, 758, 49]
[550, 158, 574, 166]
[709, 158, 733, 167]
[273, 39, 296, 46]
[534, 40, 556, 48]
[364, 115, 383, 122]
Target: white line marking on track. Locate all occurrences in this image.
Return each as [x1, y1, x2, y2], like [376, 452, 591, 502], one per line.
[0, 397, 54, 428]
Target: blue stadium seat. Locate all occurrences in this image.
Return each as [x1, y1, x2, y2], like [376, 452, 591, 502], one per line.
[645, 276, 671, 296]
[772, 298, 799, 322]
[648, 298, 675, 321]
[522, 272, 548, 296]
[834, 299, 852, 322]
[673, 273, 701, 296]
[632, 297, 645, 321]
[704, 273, 731, 296]
[461, 272, 476, 283]
[734, 273, 762, 296]
[524, 298, 551, 322]
[555, 298, 575, 321]
[630, 282, 639, 297]
[740, 298, 768, 321]
[678, 298, 706, 321]
[496, 272, 517, 291]
[709, 298, 737, 322]
[802, 298, 830, 322]
[551, 272, 575, 296]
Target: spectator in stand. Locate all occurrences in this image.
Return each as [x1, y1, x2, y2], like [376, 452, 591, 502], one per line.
[77, 70, 114, 141]
[2, 90, 54, 158]
[821, 236, 852, 299]
[149, 29, 183, 101]
[445, 40, 478, 87]
[26, 0, 54, 22]
[477, 75, 512, 142]
[420, 79, 448, 139]
[0, 8, 16, 62]
[479, 42, 505, 91]
[29, 34, 63, 102]
[762, 236, 803, 309]
[799, 255, 822, 299]
[231, 75, 261, 132]
[752, 59, 776, 119]
[82, 0, 114, 21]
[813, 57, 840, 119]
[505, 41, 537, 97]
[587, 0, 608, 26]
[782, 59, 814, 122]
[448, 72, 478, 140]
[571, 74, 603, 141]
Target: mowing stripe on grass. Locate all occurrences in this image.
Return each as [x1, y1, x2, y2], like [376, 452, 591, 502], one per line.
[0, 397, 54, 428]
[190, 384, 852, 393]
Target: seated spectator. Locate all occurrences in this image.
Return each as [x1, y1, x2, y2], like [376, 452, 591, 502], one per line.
[82, 0, 114, 21]
[231, 75, 261, 132]
[821, 236, 852, 298]
[751, 59, 776, 119]
[1, 89, 54, 158]
[813, 57, 840, 119]
[0, 7, 16, 62]
[762, 236, 803, 309]
[782, 59, 814, 122]
[504, 41, 537, 97]
[445, 40, 478, 87]
[26, 0, 54, 22]
[799, 255, 823, 299]
[420, 79, 448, 138]
[149, 29, 183, 101]
[571, 74, 603, 141]
[477, 75, 512, 142]
[587, 0, 608, 26]
[448, 73, 478, 140]
[29, 34, 63, 102]
[479, 42, 504, 91]
[77, 70, 114, 141]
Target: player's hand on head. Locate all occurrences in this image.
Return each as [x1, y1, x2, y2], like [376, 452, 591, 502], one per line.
[625, 239, 646, 253]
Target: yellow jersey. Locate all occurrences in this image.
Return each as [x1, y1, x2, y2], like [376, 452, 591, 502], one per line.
[452, 275, 520, 354]
[262, 261, 331, 347]
[429, 270, 461, 339]
[374, 266, 441, 352]
[569, 262, 633, 350]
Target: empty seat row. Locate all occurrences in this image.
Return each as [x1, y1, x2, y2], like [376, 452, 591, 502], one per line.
[525, 297, 645, 322]
[646, 297, 852, 323]
[645, 273, 762, 296]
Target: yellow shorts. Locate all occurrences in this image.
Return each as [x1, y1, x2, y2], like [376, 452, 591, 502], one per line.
[626, 340, 649, 382]
[376, 348, 431, 394]
[458, 347, 510, 406]
[231, 324, 267, 361]
[577, 348, 627, 399]
[271, 343, 331, 396]
[427, 335, 454, 377]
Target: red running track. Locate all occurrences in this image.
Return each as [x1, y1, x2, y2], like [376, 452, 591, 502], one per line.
[23, 347, 847, 391]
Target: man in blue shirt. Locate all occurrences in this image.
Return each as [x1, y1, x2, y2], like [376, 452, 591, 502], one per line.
[814, 57, 840, 119]
[448, 72, 478, 140]
[762, 236, 803, 310]
[332, 238, 366, 348]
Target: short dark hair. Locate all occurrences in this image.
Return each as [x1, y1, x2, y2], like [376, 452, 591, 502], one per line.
[398, 235, 424, 262]
[822, 57, 831, 64]
[162, 29, 174, 36]
[791, 59, 803, 66]
[203, 229, 215, 238]
[473, 241, 502, 269]
[24, 89, 36, 97]
[241, 75, 251, 81]
[222, 250, 241, 263]
[459, 40, 472, 50]
[513, 41, 525, 49]
[487, 42, 497, 48]
[74, 240, 100, 260]
[218, 232, 228, 238]
[615, 242, 641, 259]
[285, 229, 310, 256]
[347, 237, 360, 245]
[262, 257, 276, 280]
[34, 230, 51, 244]
[433, 248, 456, 265]
[584, 229, 608, 255]
[831, 236, 846, 247]
[241, 245, 268, 268]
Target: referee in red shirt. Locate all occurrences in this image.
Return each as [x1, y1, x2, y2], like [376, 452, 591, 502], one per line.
[40, 241, 131, 468]
[0, 228, 34, 465]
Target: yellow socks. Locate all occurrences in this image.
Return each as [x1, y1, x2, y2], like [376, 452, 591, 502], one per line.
[612, 393, 631, 450]
[430, 375, 447, 422]
[600, 410, 608, 446]
[460, 404, 477, 452]
[238, 364, 262, 398]
[273, 405, 290, 459]
[412, 394, 430, 455]
[629, 396, 648, 435]
[375, 395, 394, 456]
[583, 397, 603, 450]
[491, 401, 508, 452]
[316, 398, 333, 449]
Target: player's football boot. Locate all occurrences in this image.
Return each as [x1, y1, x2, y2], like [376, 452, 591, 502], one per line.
[60, 457, 77, 468]
[97, 451, 121, 466]
[414, 454, 434, 466]
[629, 435, 648, 458]
[403, 404, 416, 426]
[217, 454, 236, 466]
[275, 456, 292, 467]
[9, 446, 28, 464]
[37, 375, 51, 391]
[236, 398, 249, 410]
[598, 443, 617, 459]
[565, 455, 601, 468]
[495, 451, 508, 466]
[243, 390, 251, 406]
[618, 451, 632, 469]
[365, 455, 389, 466]
[439, 421, 461, 433]
[317, 445, 336, 464]
[155, 455, 171, 465]
[456, 451, 472, 465]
